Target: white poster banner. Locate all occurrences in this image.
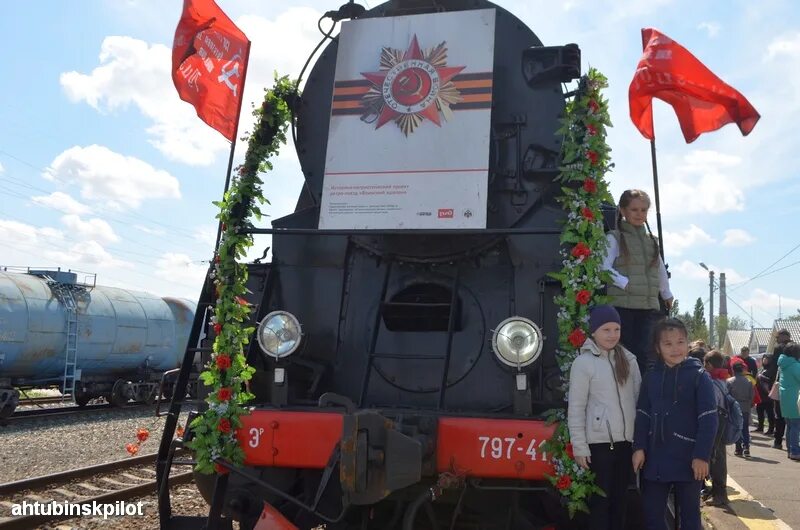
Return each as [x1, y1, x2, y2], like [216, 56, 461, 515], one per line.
[319, 9, 495, 229]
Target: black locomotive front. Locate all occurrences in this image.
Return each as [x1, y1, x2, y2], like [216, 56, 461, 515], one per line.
[158, 1, 585, 528]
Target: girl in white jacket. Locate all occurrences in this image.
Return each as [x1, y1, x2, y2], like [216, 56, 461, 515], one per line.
[568, 305, 642, 530]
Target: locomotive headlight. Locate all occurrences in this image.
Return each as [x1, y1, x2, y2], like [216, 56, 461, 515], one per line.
[256, 311, 302, 359]
[492, 317, 543, 368]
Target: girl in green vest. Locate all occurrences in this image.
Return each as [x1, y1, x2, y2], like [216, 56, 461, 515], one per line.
[602, 189, 674, 375]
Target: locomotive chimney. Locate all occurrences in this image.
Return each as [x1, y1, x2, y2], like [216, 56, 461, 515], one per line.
[719, 272, 727, 318]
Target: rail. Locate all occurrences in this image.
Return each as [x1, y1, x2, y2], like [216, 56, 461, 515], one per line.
[0, 453, 192, 529]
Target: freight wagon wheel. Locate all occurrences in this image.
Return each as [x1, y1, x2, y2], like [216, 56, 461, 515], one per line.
[110, 379, 129, 407]
[73, 386, 91, 407]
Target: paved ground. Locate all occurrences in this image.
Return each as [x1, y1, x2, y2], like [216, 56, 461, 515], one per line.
[703, 427, 797, 529]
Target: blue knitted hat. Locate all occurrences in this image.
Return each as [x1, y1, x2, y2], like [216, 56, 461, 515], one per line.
[589, 305, 621, 334]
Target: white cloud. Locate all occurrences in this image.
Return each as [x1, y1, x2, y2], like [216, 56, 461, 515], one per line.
[134, 224, 166, 236]
[60, 36, 229, 166]
[193, 225, 217, 247]
[60, 214, 119, 244]
[722, 229, 756, 247]
[660, 150, 746, 215]
[31, 192, 92, 215]
[663, 224, 715, 256]
[0, 162, 4, 173]
[47, 240, 133, 269]
[742, 288, 800, 316]
[44, 145, 180, 210]
[767, 32, 800, 59]
[697, 22, 721, 38]
[154, 253, 207, 286]
[674, 260, 748, 284]
[0, 219, 64, 245]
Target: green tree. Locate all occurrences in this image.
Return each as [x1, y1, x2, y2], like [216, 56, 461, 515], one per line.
[691, 298, 709, 343]
[669, 299, 680, 319]
[787, 309, 800, 321]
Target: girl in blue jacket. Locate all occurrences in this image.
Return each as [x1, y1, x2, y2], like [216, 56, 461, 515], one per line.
[632, 318, 718, 530]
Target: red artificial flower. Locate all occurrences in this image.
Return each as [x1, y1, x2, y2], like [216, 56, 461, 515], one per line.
[214, 255, 220, 263]
[126, 443, 139, 456]
[570, 243, 591, 260]
[556, 474, 572, 490]
[217, 387, 232, 402]
[588, 99, 600, 113]
[575, 290, 592, 305]
[568, 328, 586, 348]
[218, 418, 232, 433]
[215, 354, 232, 370]
[586, 151, 599, 165]
[221, 223, 227, 231]
[580, 207, 594, 221]
[176, 425, 185, 439]
[565, 443, 575, 459]
[213, 323, 222, 335]
[586, 124, 597, 136]
[583, 178, 597, 194]
[234, 296, 249, 306]
[214, 463, 230, 475]
[136, 428, 149, 443]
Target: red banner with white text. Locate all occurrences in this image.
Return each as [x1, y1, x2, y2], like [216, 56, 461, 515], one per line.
[172, 0, 249, 141]
[629, 28, 760, 143]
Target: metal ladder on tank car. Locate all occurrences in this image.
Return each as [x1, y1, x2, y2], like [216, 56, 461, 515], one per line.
[46, 279, 80, 398]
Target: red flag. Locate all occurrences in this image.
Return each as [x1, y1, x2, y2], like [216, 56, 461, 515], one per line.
[629, 28, 760, 143]
[172, 0, 249, 141]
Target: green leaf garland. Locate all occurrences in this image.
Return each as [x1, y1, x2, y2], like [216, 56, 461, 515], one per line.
[188, 75, 297, 474]
[542, 68, 616, 516]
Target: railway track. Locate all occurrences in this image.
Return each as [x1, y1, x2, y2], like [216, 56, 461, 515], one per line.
[5, 403, 160, 425]
[0, 453, 193, 529]
[15, 395, 73, 407]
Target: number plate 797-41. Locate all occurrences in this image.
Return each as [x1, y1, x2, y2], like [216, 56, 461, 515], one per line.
[436, 417, 557, 480]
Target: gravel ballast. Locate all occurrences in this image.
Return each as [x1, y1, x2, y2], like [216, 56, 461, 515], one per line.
[0, 407, 190, 482]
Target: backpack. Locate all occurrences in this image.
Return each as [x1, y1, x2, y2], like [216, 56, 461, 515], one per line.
[710, 379, 743, 445]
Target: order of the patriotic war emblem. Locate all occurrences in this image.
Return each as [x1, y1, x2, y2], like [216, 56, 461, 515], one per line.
[360, 35, 466, 135]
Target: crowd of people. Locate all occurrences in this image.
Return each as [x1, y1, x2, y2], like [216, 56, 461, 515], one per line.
[567, 189, 800, 530]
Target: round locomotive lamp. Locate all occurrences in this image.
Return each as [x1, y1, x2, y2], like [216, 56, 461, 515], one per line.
[256, 311, 302, 359]
[491, 317, 543, 368]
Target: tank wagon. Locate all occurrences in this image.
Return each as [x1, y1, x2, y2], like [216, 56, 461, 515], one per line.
[0, 268, 196, 416]
[156, 0, 620, 528]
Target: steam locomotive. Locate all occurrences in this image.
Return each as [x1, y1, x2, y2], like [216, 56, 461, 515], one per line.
[158, 0, 601, 528]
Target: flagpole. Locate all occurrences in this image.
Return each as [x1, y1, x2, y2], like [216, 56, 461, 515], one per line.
[649, 137, 665, 262]
[641, 33, 666, 264]
[214, 40, 252, 253]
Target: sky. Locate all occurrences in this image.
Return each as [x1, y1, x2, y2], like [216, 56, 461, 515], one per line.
[1, 0, 799, 333]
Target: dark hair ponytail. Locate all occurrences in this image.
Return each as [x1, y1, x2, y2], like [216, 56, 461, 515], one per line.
[613, 345, 631, 385]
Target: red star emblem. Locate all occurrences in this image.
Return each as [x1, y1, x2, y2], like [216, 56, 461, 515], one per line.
[360, 35, 465, 132]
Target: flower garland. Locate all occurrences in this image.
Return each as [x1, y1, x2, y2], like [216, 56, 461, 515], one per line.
[187, 75, 296, 474]
[542, 68, 615, 517]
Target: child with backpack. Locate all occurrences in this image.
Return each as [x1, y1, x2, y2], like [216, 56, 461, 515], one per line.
[702, 350, 737, 506]
[728, 362, 755, 457]
[633, 318, 718, 530]
[568, 305, 641, 530]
